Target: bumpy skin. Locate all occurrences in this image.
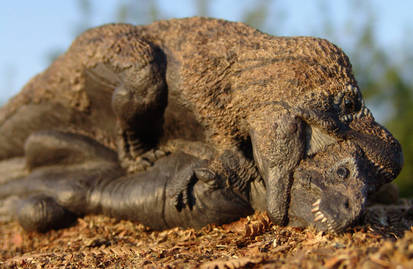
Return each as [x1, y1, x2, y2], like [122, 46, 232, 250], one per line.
[0, 17, 403, 231]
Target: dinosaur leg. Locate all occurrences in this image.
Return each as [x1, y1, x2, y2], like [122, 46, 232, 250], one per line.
[98, 38, 168, 173]
[72, 24, 169, 173]
[1, 149, 254, 232]
[0, 102, 82, 161]
[152, 139, 258, 228]
[0, 130, 124, 232]
[0, 162, 120, 232]
[0, 158, 122, 233]
[1, 132, 254, 232]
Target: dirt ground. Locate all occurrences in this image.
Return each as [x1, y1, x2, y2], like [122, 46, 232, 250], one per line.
[1, 200, 413, 269]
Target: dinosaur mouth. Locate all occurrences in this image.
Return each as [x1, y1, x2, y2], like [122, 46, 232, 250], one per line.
[311, 199, 342, 232]
[310, 197, 360, 233]
[311, 199, 331, 228]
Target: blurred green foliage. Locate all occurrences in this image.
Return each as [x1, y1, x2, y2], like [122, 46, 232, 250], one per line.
[34, 0, 413, 197]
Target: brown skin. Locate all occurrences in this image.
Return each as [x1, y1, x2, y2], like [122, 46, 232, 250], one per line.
[0, 17, 402, 227]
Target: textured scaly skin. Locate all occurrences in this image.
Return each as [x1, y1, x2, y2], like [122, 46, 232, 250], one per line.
[0, 17, 402, 228]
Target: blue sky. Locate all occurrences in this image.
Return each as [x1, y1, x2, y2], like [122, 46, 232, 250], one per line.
[1, 0, 412, 104]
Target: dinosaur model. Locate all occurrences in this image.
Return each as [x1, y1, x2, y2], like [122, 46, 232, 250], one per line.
[0, 17, 403, 232]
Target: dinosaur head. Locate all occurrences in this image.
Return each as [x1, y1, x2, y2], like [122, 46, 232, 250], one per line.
[275, 38, 404, 190]
[288, 142, 368, 232]
[298, 80, 403, 193]
[314, 83, 403, 192]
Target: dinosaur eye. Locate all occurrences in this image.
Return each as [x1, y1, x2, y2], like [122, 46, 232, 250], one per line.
[342, 97, 362, 114]
[344, 99, 353, 111]
[336, 167, 349, 179]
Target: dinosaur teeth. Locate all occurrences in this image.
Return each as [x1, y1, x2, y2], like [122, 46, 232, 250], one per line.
[328, 222, 333, 230]
[346, 84, 360, 96]
[311, 206, 319, 213]
[362, 107, 372, 117]
[340, 114, 354, 122]
[355, 110, 363, 119]
[311, 201, 331, 227]
[312, 199, 321, 207]
[314, 214, 324, 222]
[314, 211, 325, 222]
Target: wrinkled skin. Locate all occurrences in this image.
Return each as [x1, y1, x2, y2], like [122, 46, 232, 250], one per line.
[0, 18, 403, 231]
[0, 131, 366, 233]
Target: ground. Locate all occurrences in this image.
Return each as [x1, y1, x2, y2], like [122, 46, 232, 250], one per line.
[1, 201, 413, 268]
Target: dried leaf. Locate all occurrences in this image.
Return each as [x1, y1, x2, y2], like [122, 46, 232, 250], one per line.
[200, 257, 263, 269]
[324, 254, 348, 269]
[2, 203, 413, 268]
[221, 217, 249, 234]
[369, 255, 392, 267]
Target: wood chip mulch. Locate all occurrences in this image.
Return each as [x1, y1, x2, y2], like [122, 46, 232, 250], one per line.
[1, 201, 413, 268]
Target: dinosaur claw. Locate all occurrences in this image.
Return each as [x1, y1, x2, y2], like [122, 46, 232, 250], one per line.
[314, 211, 324, 222]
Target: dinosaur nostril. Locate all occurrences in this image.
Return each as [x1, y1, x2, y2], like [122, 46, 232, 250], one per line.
[344, 199, 350, 210]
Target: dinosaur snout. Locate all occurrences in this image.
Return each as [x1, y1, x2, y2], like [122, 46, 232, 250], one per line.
[313, 191, 365, 232]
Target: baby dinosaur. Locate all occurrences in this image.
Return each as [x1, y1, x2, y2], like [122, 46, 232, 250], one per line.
[0, 17, 403, 229]
[0, 131, 366, 233]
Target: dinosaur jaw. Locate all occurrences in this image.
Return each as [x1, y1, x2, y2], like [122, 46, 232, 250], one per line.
[347, 115, 403, 192]
[308, 191, 365, 232]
